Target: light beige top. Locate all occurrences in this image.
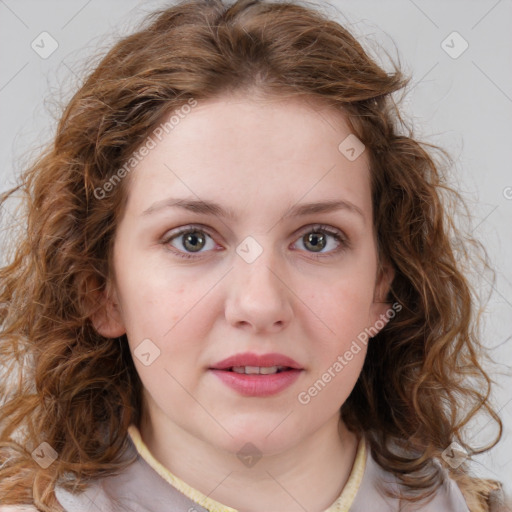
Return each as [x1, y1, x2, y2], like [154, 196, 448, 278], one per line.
[123, 425, 367, 512]
[4, 425, 475, 511]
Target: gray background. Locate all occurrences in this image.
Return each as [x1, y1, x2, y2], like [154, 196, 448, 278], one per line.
[1, 0, 511, 497]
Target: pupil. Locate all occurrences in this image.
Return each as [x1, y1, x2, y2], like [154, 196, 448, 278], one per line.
[305, 232, 325, 252]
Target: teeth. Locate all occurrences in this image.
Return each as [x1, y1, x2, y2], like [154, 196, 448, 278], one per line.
[259, 366, 279, 375]
[231, 366, 286, 375]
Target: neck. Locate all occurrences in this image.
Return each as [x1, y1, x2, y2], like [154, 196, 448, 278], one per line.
[139, 410, 360, 512]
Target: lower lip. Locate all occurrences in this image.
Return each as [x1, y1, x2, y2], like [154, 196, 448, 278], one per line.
[209, 369, 303, 397]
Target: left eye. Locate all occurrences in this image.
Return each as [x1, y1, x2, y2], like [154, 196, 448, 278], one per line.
[293, 226, 345, 254]
[162, 224, 347, 259]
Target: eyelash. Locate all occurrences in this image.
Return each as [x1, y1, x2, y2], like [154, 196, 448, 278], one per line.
[160, 223, 349, 260]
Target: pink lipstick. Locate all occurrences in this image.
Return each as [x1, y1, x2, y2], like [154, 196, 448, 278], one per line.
[209, 352, 304, 397]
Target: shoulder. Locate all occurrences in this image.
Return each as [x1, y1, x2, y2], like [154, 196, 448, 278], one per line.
[457, 478, 512, 512]
[351, 444, 471, 511]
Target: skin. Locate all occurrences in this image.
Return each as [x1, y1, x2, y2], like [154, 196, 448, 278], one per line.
[93, 94, 394, 512]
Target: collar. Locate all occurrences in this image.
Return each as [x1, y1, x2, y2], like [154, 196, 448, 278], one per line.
[127, 424, 366, 512]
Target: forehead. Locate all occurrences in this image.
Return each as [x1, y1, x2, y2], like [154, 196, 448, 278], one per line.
[123, 95, 372, 220]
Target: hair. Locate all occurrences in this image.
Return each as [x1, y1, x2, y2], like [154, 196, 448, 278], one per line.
[0, 0, 505, 510]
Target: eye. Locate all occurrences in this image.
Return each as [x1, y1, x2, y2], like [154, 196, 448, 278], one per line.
[162, 225, 218, 259]
[292, 224, 348, 258]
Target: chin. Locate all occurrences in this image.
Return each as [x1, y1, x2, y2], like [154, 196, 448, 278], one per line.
[212, 423, 299, 457]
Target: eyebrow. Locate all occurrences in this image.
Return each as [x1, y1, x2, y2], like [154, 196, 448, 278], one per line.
[141, 197, 365, 223]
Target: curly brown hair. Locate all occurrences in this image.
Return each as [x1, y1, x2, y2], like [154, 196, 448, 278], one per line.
[0, 0, 504, 510]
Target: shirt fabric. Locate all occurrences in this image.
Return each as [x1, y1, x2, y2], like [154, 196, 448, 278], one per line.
[54, 425, 471, 512]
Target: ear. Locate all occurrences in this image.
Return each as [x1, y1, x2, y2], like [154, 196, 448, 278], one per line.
[367, 258, 396, 335]
[90, 279, 126, 338]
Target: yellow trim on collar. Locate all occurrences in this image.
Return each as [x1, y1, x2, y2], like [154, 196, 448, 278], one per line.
[127, 425, 237, 512]
[127, 425, 366, 512]
[324, 438, 366, 512]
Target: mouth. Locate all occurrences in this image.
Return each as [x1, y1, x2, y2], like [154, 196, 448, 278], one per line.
[208, 353, 304, 397]
[210, 352, 304, 372]
[226, 365, 294, 375]
[209, 367, 303, 397]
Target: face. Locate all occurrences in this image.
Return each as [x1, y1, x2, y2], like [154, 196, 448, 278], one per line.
[94, 94, 394, 456]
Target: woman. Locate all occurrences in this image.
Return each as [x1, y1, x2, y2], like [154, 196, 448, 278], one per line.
[0, 0, 507, 510]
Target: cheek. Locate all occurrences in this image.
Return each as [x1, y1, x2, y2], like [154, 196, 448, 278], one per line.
[116, 267, 215, 365]
[114, 246, 186, 328]
[299, 286, 370, 412]
[305, 270, 376, 333]
[298, 262, 377, 382]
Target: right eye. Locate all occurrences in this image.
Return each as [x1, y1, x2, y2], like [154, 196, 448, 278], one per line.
[161, 225, 219, 259]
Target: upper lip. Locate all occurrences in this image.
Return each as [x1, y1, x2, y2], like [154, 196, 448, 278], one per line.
[210, 352, 303, 370]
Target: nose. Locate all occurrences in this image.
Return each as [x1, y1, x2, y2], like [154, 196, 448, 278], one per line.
[224, 249, 294, 334]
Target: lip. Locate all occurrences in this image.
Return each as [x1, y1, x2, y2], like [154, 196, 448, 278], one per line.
[208, 352, 304, 397]
[210, 369, 302, 397]
[210, 352, 303, 370]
